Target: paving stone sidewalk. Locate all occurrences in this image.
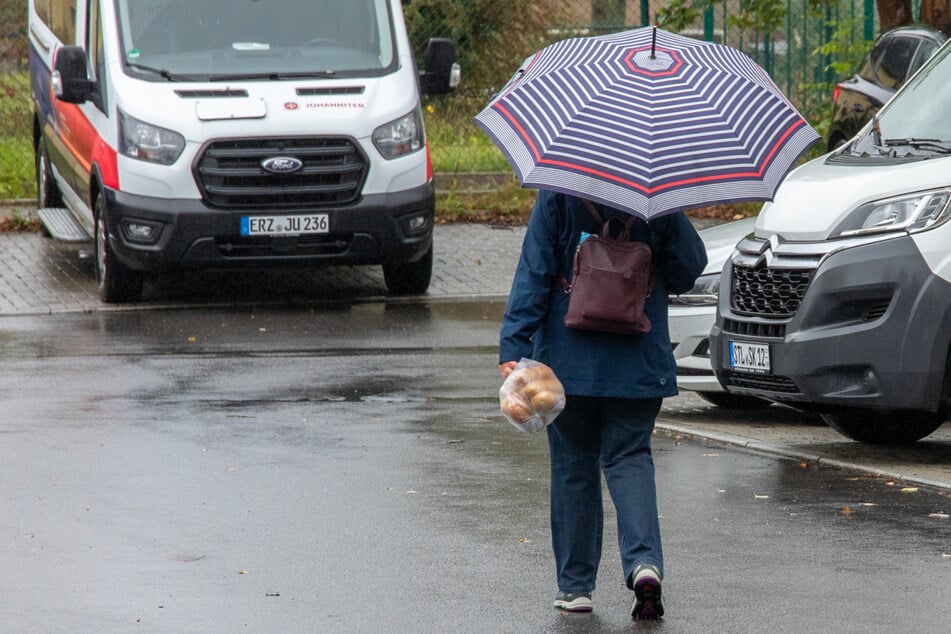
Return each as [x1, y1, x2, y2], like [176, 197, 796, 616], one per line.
[0, 224, 526, 315]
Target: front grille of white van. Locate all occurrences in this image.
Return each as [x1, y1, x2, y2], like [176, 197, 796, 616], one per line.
[731, 263, 814, 317]
[193, 137, 367, 208]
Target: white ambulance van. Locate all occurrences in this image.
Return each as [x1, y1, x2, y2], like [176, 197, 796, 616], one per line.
[29, 0, 459, 302]
[710, 39, 951, 444]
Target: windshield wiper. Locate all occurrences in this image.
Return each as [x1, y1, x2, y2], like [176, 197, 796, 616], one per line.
[208, 71, 337, 81]
[125, 62, 196, 82]
[882, 137, 951, 153]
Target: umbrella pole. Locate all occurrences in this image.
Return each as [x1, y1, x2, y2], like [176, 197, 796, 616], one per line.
[650, 25, 656, 59]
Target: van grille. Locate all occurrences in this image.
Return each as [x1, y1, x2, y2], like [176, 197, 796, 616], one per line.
[193, 137, 367, 209]
[722, 318, 787, 339]
[722, 370, 801, 394]
[731, 263, 814, 317]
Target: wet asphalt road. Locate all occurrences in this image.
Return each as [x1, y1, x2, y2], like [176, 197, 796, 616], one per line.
[0, 303, 949, 633]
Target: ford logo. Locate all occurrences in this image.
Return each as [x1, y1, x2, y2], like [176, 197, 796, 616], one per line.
[261, 156, 303, 174]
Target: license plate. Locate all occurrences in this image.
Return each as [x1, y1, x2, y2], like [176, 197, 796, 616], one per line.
[729, 340, 770, 373]
[240, 214, 329, 236]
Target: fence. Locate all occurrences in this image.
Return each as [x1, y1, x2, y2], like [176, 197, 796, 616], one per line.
[542, 0, 882, 115]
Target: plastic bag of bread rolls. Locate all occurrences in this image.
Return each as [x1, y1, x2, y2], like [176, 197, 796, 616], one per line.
[499, 358, 566, 433]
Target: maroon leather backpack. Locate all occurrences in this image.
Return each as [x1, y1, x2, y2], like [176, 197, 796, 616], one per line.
[560, 200, 655, 334]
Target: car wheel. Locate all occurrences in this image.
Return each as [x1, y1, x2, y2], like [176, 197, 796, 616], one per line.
[35, 138, 63, 209]
[697, 391, 772, 409]
[820, 408, 945, 444]
[95, 196, 143, 303]
[383, 244, 433, 295]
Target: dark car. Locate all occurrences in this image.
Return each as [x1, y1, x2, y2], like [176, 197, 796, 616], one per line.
[827, 25, 946, 150]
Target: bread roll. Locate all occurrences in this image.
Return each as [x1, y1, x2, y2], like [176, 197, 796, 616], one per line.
[522, 378, 562, 400]
[511, 364, 554, 387]
[530, 389, 561, 413]
[502, 395, 534, 424]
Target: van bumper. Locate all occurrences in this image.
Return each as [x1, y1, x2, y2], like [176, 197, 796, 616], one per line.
[711, 235, 951, 412]
[101, 183, 434, 271]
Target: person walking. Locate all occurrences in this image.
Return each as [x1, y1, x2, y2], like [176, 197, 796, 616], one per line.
[498, 190, 707, 619]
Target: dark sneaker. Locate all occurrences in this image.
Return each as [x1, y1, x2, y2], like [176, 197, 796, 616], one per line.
[553, 592, 593, 612]
[630, 564, 664, 620]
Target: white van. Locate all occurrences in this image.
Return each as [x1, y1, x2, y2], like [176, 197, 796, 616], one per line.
[29, 0, 459, 302]
[710, 39, 951, 444]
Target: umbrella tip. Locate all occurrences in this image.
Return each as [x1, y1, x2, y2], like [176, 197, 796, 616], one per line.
[650, 24, 657, 59]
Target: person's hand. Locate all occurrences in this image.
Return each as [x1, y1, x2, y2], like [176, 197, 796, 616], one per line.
[499, 361, 518, 379]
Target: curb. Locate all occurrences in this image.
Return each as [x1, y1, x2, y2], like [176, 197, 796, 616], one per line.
[655, 422, 950, 491]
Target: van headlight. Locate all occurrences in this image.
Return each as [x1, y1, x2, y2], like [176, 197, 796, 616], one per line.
[372, 107, 424, 159]
[832, 189, 951, 237]
[668, 272, 720, 306]
[118, 110, 185, 165]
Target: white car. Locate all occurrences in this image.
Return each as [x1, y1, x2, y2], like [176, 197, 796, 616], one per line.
[668, 217, 769, 408]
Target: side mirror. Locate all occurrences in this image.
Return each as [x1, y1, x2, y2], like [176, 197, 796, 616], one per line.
[419, 38, 461, 96]
[52, 46, 94, 104]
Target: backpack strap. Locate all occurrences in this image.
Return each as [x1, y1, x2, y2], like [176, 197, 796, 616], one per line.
[582, 199, 635, 240]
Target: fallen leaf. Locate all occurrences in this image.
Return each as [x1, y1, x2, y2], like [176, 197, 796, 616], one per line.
[859, 502, 876, 507]
[238, 570, 249, 575]
[842, 506, 852, 515]
[885, 480, 896, 486]
[901, 487, 919, 493]
[703, 453, 719, 457]
[519, 538, 531, 543]
[754, 493, 770, 500]
[188, 336, 196, 343]
[716, 488, 727, 494]
[928, 513, 949, 519]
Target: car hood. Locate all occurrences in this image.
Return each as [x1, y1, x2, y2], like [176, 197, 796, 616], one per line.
[755, 153, 951, 241]
[698, 217, 756, 275]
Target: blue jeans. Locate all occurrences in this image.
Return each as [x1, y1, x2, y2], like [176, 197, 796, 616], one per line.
[546, 395, 663, 594]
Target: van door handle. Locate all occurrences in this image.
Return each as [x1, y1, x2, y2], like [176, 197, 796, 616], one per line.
[29, 24, 51, 53]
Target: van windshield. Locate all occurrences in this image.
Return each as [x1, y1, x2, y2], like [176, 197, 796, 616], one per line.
[115, 0, 397, 80]
[876, 42, 951, 141]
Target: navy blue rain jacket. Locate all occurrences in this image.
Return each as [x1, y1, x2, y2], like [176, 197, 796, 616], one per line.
[499, 191, 708, 399]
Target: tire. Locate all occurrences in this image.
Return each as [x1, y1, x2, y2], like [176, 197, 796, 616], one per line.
[697, 391, 772, 409]
[821, 408, 945, 444]
[95, 196, 143, 303]
[383, 244, 433, 295]
[35, 138, 63, 209]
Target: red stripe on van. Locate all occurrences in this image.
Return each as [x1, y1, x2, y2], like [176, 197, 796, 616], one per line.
[56, 101, 119, 190]
[94, 138, 119, 190]
[425, 142, 433, 182]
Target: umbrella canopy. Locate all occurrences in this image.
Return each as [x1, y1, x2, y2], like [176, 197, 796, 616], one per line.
[474, 26, 820, 220]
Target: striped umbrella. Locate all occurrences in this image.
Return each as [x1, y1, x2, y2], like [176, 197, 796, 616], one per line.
[474, 26, 820, 220]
